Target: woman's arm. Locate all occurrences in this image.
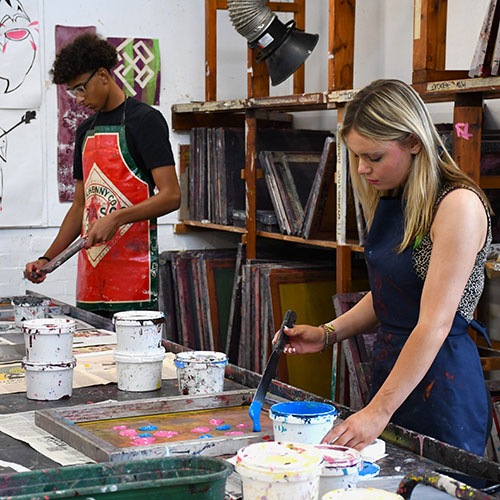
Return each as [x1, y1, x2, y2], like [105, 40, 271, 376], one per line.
[323, 188, 488, 450]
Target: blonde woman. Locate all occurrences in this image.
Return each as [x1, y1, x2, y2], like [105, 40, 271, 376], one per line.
[277, 79, 492, 455]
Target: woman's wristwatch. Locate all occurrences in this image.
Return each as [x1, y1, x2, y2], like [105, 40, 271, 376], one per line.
[320, 322, 337, 352]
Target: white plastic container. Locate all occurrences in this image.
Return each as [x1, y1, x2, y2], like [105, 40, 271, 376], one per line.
[312, 444, 362, 498]
[235, 441, 324, 500]
[22, 357, 76, 400]
[114, 348, 165, 392]
[112, 310, 165, 353]
[174, 351, 228, 395]
[269, 401, 338, 444]
[12, 296, 49, 327]
[322, 488, 404, 499]
[22, 318, 76, 363]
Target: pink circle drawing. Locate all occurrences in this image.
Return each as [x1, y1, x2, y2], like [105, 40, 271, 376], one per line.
[153, 430, 179, 438]
[112, 425, 128, 431]
[130, 437, 156, 446]
[190, 426, 211, 433]
[119, 429, 137, 436]
[209, 419, 224, 426]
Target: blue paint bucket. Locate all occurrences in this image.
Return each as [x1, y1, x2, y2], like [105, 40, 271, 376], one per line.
[269, 401, 338, 444]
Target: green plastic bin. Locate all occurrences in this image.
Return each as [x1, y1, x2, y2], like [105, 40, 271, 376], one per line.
[0, 455, 232, 499]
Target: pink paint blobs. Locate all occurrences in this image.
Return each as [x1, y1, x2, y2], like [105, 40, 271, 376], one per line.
[236, 423, 249, 428]
[190, 426, 211, 433]
[119, 429, 137, 436]
[153, 430, 179, 438]
[130, 437, 156, 446]
[112, 425, 128, 431]
[225, 431, 244, 435]
[209, 419, 224, 426]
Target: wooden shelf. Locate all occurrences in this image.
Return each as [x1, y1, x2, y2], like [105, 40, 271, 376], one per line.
[175, 221, 245, 234]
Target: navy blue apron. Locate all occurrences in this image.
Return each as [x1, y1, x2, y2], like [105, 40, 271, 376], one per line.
[365, 195, 491, 455]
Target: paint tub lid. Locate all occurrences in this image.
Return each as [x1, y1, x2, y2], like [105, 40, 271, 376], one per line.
[174, 351, 228, 369]
[312, 444, 362, 470]
[22, 357, 76, 370]
[270, 401, 338, 425]
[112, 310, 165, 326]
[236, 441, 323, 481]
[322, 488, 404, 499]
[114, 348, 165, 363]
[11, 296, 49, 306]
[22, 318, 76, 334]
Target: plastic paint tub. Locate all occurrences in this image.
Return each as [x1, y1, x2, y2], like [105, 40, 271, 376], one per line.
[269, 401, 338, 444]
[322, 488, 404, 499]
[114, 348, 165, 392]
[12, 296, 49, 327]
[312, 444, 362, 497]
[22, 357, 76, 400]
[22, 318, 76, 363]
[112, 310, 165, 353]
[175, 351, 228, 395]
[235, 441, 324, 500]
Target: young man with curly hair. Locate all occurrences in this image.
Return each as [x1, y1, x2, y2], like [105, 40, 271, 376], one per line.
[25, 34, 181, 316]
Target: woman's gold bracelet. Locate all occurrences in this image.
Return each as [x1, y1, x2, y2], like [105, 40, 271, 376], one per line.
[320, 322, 336, 352]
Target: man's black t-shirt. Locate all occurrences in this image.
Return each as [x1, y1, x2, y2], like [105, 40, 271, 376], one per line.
[73, 97, 175, 187]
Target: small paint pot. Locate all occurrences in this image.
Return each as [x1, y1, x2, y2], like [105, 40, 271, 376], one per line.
[312, 444, 362, 497]
[22, 318, 76, 363]
[112, 310, 165, 354]
[22, 357, 76, 400]
[114, 347, 165, 392]
[235, 441, 323, 500]
[269, 401, 337, 444]
[174, 351, 228, 395]
[322, 488, 404, 499]
[11, 296, 49, 327]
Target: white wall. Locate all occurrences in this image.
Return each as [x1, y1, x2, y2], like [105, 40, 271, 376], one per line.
[0, 0, 494, 304]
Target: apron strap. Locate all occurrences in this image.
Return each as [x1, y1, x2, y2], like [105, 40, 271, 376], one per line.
[470, 318, 492, 348]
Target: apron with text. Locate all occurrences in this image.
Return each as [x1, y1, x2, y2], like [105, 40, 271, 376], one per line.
[76, 103, 158, 312]
[365, 195, 490, 455]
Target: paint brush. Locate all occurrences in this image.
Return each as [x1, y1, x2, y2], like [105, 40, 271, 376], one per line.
[249, 309, 297, 432]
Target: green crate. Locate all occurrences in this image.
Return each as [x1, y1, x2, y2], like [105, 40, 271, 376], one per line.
[0, 455, 232, 500]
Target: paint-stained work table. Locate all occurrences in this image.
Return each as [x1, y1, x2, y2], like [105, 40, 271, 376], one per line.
[1, 293, 500, 498]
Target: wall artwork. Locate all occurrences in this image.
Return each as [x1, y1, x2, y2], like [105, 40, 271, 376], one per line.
[0, 108, 42, 226]
[107, 37, 161, 106]
[55, 25, 96, 202]
[0, 0, 41, 109]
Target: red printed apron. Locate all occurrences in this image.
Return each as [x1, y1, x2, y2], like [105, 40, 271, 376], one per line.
[76, 103, 158, 312]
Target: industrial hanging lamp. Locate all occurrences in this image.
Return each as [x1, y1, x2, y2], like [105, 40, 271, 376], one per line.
[227, 0, 319, 86]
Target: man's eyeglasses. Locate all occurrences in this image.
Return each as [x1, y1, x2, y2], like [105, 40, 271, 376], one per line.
[66, 69, 97, 98]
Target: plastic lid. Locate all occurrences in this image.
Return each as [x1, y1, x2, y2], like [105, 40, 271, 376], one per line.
[175, 351, 228, 367]
[22, 318, 76, 334]
[270, 401, 338, 424]
[112, 310, 165, 326]
[312, 444, 361, 469]
[114, 347, 165, 363]
[322, 488, 404, 499]
[22, 357, 76, 370]
[236, 441, 323, 478]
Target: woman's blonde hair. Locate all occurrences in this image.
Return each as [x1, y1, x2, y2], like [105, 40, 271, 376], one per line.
[339, 79, 489, 252]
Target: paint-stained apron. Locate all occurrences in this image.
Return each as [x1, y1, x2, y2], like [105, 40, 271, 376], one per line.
[365, 195, 490, 455]
[76, 102, 158, 312]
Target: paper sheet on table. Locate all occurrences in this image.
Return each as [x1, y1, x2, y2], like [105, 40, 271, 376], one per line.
[0, 351, 178, 395]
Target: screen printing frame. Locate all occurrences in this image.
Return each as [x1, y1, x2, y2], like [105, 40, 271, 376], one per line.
[35, 389, 280, 462]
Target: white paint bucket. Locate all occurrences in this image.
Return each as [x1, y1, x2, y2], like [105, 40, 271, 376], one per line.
[22, 357, 76, 400]
[174, 351, 228, 395]
[114, 347, 165, 392]
[22, 318, 76, 363]
[235, 441, 323, 500]
[322, 488, 404, 499]
[312, 444, 362, 498]
[12, 296, 49, 327]
[112, 310, 165, 353]
[269, 401, 338, 444]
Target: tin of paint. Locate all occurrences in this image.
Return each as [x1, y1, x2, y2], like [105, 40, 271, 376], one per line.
[22, 318, 76, 363]
[22, 357, 76, 400]
[174, 351, 228, 395]
[269, 401, 338, 444]
[235, 441, 323, 500]
[112, 310, 165, 353]
[114, 347, 165, 392]
[322, 488, 404, 499]
[312, 444, 362, 497]
[12, 296, 49, 327]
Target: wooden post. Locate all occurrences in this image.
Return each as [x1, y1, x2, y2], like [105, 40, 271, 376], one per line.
[248, 47, 270, 98]
[453, 93, 483, 184]
[245, 110, 257, 259]
[205, 0, 217, 101]
[293, 0, 306, 94]
[328, 0, 355, 91]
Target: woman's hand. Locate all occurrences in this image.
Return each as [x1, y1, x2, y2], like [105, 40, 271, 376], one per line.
[321, 404, 390, 451]
[85, 212, 120, 247]
[272, 324, 325, 355]
[24, 259, 48, 283]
